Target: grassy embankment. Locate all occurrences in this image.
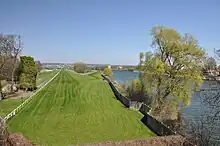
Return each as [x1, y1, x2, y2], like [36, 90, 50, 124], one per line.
[0, 70, 58, 117]
[8, 70, 154, 145]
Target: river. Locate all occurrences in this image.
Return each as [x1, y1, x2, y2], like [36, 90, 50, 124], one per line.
[113, 70, 220, 143]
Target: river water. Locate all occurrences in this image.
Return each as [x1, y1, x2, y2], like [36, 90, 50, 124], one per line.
[113, 70, 220, 142]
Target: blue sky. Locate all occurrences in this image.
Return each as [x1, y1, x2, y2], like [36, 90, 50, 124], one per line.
[0, 0, 219, 65]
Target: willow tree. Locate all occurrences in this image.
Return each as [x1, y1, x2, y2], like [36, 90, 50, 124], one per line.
[142, 26, 206, 121]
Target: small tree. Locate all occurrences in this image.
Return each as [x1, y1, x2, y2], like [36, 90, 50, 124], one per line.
[141, 26, 206, 121]
[124, 79, 147, 102]
[103, 67, 113, 77]
[19, 56, 38, 91]
[73, 62, 87, 73]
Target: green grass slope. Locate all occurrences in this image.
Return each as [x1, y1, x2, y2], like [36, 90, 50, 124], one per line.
[36, 70, 58, 86]
[8, 70, 154, 145]
[0, 99, 23, 117]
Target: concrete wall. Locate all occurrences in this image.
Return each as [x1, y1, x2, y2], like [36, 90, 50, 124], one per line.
[102, 74, 176, 136]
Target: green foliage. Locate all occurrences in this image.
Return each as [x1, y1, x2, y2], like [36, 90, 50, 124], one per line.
[141, 26, 206, 120]
[19, 56, 38, 90]
[8, 71, 154, 145]
[73, 62, 87, 73]
[103, 67, 113, 77]
[124, 79, 146, 102]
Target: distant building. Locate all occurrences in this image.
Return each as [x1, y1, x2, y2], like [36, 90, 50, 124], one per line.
[108, 65, 111, 69]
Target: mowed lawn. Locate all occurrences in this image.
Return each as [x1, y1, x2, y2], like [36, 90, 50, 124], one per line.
[0, 70, 58, 117]
[36, 70, 58, 86]
[0, 99, 23, 117]
[8, 70, 154, 145]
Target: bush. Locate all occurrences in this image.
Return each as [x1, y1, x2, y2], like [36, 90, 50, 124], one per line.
[73, 62, 87, 73]
[103, 68, 113, 77]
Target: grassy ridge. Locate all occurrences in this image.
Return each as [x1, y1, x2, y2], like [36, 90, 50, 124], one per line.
[8, 70, 154, 145]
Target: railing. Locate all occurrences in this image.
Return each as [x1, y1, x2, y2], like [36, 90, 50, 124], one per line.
[3, 70, 60, 123]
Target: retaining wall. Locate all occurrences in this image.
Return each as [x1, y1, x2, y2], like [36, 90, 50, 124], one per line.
[102, 74, 176, 136]
[101, 74, 130, 108]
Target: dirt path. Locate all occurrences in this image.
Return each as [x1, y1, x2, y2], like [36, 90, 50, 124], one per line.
[5, 90, 34, 100]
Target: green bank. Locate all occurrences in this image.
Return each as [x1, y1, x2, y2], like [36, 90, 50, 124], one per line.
[8, 70, 154, 145]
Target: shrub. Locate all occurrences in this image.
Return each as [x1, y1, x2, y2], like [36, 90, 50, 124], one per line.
[73, 62, 87, 73]
[103, 68, 113, 77]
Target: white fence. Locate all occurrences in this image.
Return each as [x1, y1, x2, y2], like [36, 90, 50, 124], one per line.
[3, 71, 60, 123]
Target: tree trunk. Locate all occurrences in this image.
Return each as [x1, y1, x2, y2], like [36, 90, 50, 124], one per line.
[10, 68, 15, 93]
[0, 80, 3, 100]
[10, 58, 16, 93]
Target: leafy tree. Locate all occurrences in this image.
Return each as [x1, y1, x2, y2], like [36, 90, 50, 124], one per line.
[141, 26, 206, 121]
[73, 62, 87, 73]
[103, 68, 113, 77]
[19, 56, 38, 91]
[124, 79, 146, 102]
